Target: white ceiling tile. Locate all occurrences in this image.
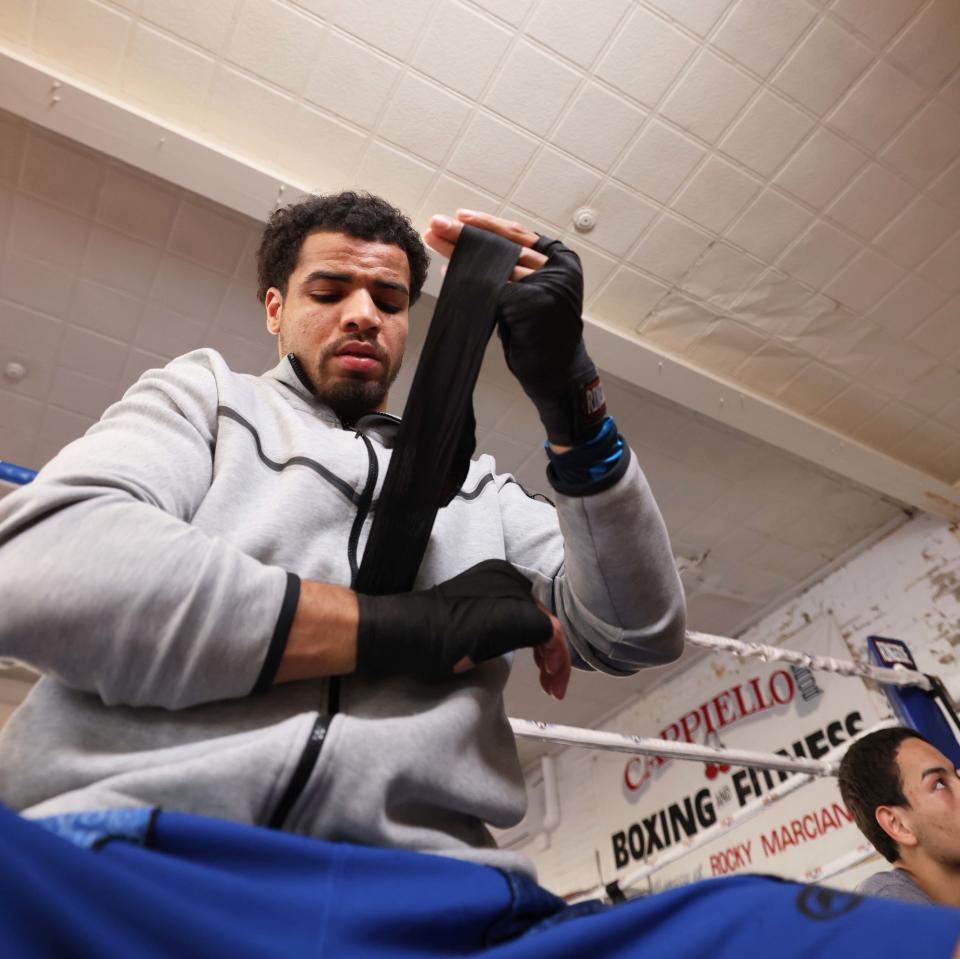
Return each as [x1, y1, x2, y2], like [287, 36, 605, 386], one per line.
[901, 362, 960, 417]
[0, 251, 73, 319]
[511, 148, 602, 228]
[48, 368, 116, 421]
[823, 163, 915, 239]
[817, 321, 891, 378]
[579, 182, 658, 256]
[376, 74, 472, 166]
[909, 295, 960, 358]
[473, 379, 517, 430]
[304, 0, 434, 60]
[559, 236, 618, 304]
[21, 132, 102, 218]
[140, 0, 237, 52]
[136, 302, 207, 358]
[726, 188, 813, 260]
[0, 389, 43, 437]
[930, 158, 960, 215]
[772, 17, 874, 116]
[671, 154, 762, 233]
[734, 339, 810, 395]
[149, 255, 228, 321]
[776, 360, 850, 413]
[81, 225, 161, 297]
[683, 318, 769, 376]
[865, 342, 938, 398]
[776, 219, 859, 289]
[278, 105, 367, 191]
[933, 443, 960, 485]
[614, 119, 706, 202]
[686, 591, 760, 635]
[168, 201, 252, 276]
[822, 248, 906, 312]
[643, 0, 734, 37]
[710, 0, 818, 78]
[204, 68, 297, 166]
[34, 0, 128, 85]
[485, 40, 581, 137]
[679, 242, 766, 310]
[415, 175, 498, 229]
[719, 89, 815, 177]
[828, 59, 928, 153]
[96, 167, 178, 247]
[225, 0, 325, 94]
[658, 50, 758, 144]
[120, 25, 217, 134]
[551, 82, 645, 170]
[412, 2, 512, 99]
[10, 195, 90, 271]
[215, 280, 265, 340]
[918, 231, 960, 295]
[0, 0, 32, 45]
[354, 141, 435, 218]
[589, 265, 670, 332]
[302, 33, 399, 130]
[881, 99, 960, 188]
[594, 6, 698, 107]
[853, 402, 924, 449]
[635, 292, 719, 353]
[887, 0, 960, 89]
[891, 419, 960, 476]
[773, 126, 867, 208]
[0, 306, 60, 403]
[0, 113, 25, 187]
[470, 0, 535, 26]
[815, 382, 885, 434]
[874, 196, 958, 270]
[525, 0, 630, 69]
[867, 274, 949, 338]
[58, 325, 128, 383]
[627, 212, 713, 284]
[447, 113, 539, 196]
[68, 278, 143, 342]
[830, 0, 925, 49]
[734, 268, 839, 336]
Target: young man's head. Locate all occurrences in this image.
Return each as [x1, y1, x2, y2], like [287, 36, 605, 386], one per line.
[839, 727, 960, 869]
[257, 192, 430, 424]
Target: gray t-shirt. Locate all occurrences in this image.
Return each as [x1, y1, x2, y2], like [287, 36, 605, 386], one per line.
[857, 869, 935, 906]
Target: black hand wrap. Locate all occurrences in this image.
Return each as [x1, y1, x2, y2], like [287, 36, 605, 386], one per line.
[496, 234, 606, 447]
[355, 559, 552, 677]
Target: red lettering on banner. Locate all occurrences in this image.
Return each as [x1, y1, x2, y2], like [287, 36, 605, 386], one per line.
[760, 803, 856, 859]
[713, 691, 736, 729]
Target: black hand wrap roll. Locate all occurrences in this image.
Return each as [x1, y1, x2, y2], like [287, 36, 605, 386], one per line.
[496, 234, 606, 447]
[356, 560, 552, 676]
[353, 225, 521, 599]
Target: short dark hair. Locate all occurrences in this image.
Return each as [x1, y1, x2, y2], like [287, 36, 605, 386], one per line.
[256, 191, 429, 305]
[838, 727, 930, 864]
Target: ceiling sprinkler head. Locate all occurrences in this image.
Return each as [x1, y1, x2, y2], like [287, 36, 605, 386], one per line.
[3, 362, 27, 382]
[573, 207, 597, 232]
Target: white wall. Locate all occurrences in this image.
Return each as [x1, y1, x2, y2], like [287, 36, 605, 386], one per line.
[512, 512, 960, 897]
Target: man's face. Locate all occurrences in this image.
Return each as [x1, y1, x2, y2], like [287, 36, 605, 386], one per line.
[265, 230, 410, 422]
[895, 738, 960, 866]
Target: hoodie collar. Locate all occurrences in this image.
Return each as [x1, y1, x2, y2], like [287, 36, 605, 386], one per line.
[262, 352, 401, 447]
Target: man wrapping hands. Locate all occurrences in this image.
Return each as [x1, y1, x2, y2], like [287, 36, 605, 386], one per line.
[0, 192, 685, 873]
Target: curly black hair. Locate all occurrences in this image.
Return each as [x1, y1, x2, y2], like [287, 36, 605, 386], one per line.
[837, 726, 930, 863]
[256, 191, 429, 305]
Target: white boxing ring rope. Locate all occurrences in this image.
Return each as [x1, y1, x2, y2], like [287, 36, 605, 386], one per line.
[511, 718, 897, 900]
[686, 629, 934, 692]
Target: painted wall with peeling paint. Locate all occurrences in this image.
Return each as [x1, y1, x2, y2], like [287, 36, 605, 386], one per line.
[509, 512, 960, 898]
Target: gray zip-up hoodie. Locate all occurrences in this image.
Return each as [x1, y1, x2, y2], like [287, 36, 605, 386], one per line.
[0, 348, 684, 872]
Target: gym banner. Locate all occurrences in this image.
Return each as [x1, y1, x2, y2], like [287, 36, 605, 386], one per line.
[592, 615, 891, 891]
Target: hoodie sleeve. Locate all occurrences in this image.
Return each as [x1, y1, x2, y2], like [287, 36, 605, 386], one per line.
[0, 351, 299, 710]
[496, 448, 685, 675]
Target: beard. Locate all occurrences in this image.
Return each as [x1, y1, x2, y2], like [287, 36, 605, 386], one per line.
[300, 335, 402, 425]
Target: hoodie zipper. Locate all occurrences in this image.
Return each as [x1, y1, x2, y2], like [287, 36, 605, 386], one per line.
[268, 427, 379, 830]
